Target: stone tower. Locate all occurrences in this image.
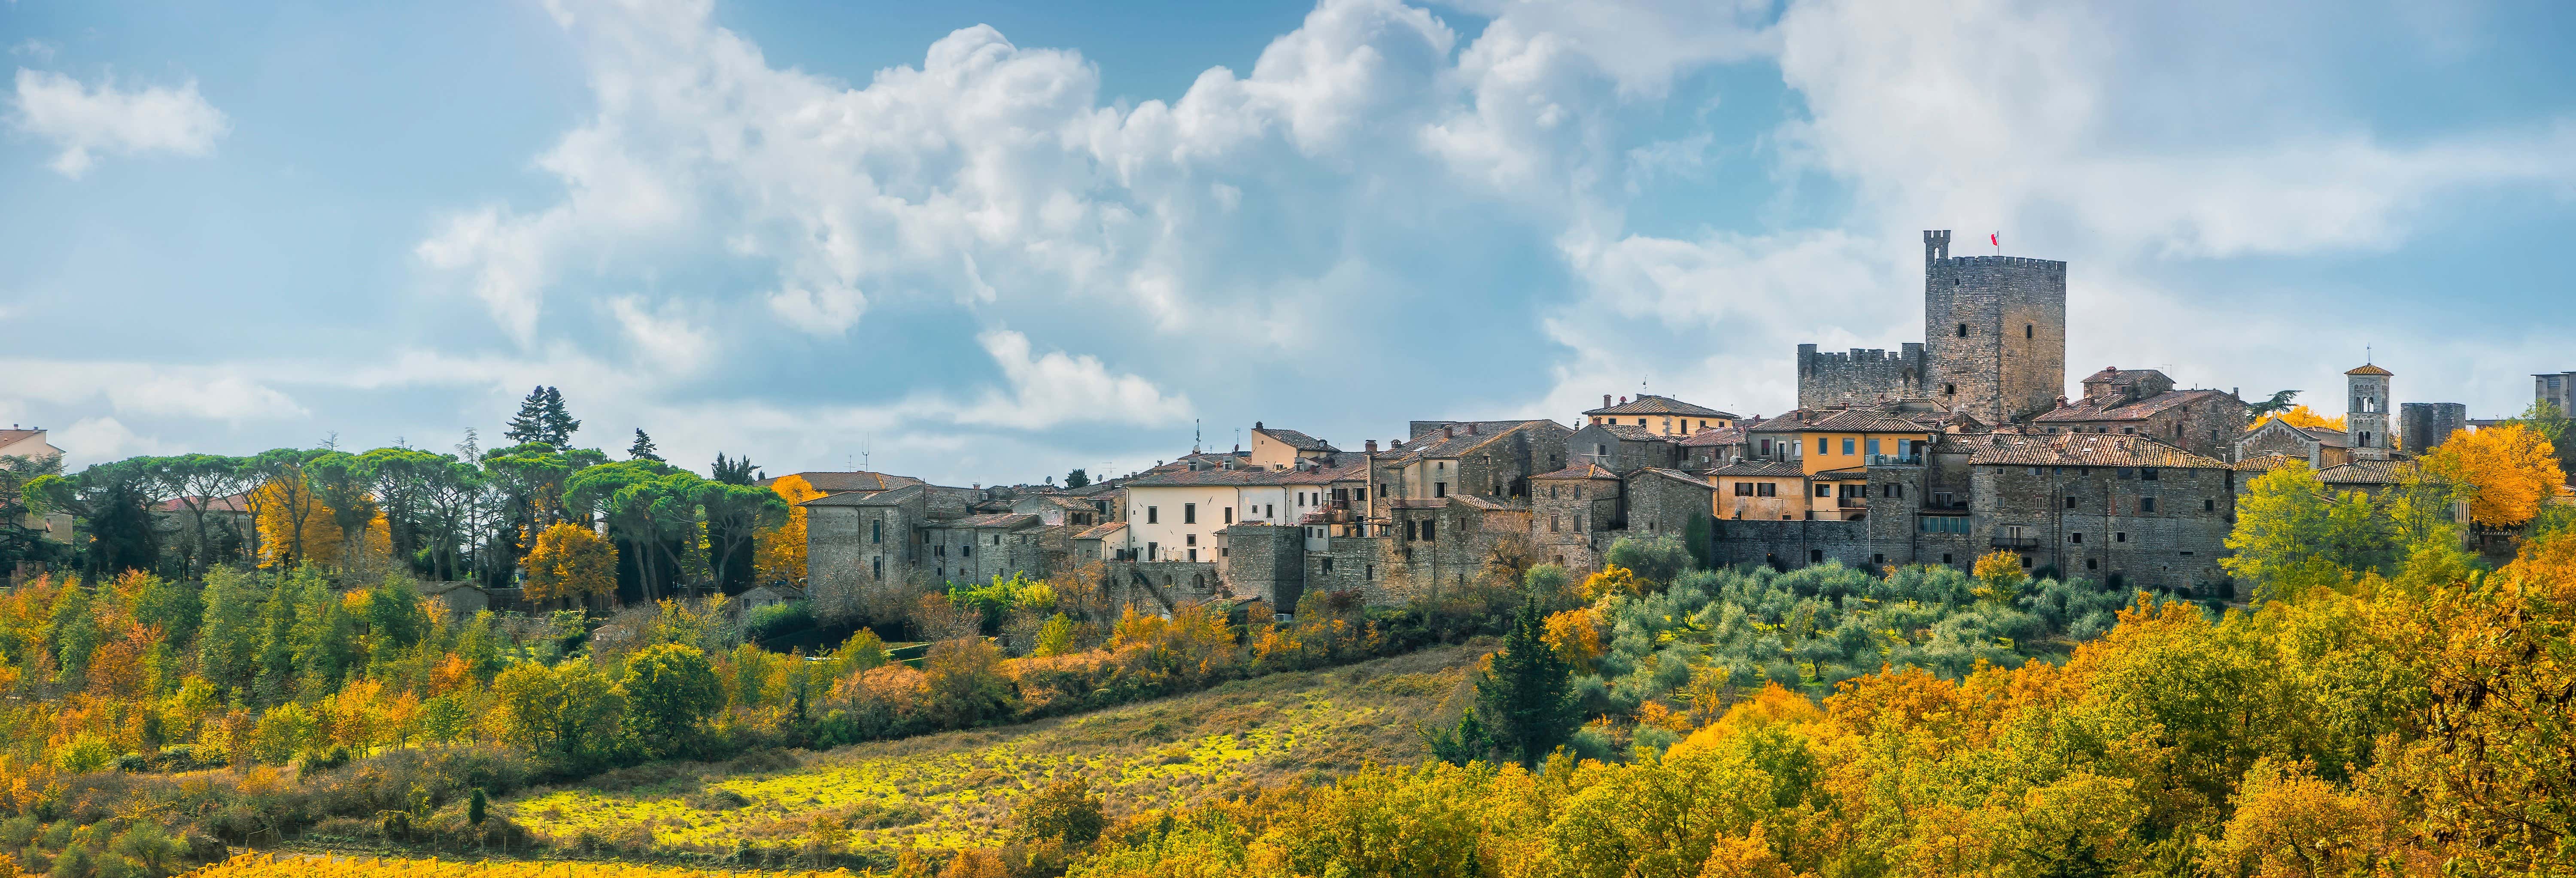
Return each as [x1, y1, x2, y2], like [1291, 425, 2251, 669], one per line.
[1921, 230, 2066, 425]
[2400, 401, 2467, 453]
[2347, 363, 2393, 460]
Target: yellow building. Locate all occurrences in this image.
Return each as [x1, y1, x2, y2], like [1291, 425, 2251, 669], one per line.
[1704, 460, 1805, 520]
[1583, 394, 1737, 437]
[1742, 408, 1941, 522]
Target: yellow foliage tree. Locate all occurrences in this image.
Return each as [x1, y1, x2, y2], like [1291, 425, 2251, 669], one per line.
[753, 474, 822, 583]
[2425, 423, 2566, 527]
[1579, 564, 1641, 602]
[251, 476, 389, 569]
[1970, 549, 2025, 600]
[1541, 608, 1604, 673]
[2252, 404, 2345, 432]
[524, 521, 617, 606]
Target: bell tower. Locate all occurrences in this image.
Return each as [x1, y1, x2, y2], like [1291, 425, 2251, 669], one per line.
[2346, 362, 2393, 461]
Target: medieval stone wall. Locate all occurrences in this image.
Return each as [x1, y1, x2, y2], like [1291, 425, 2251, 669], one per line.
[1968, 462, 2233, 594]
[1924, 250, 2068, 425]
[1796, 343, 1927, 410]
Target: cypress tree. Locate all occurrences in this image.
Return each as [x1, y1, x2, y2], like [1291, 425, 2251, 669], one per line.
[1475, 596, 1580, 766]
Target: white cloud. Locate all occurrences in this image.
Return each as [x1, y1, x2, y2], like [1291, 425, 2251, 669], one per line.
[8, 40, 56, 63]
[8, 68, 229, 178]
[960, 329, 1192, 430]
[55, 416, 170, 462]
[607, 295, 714, 375]
[0, 359, 304, 421]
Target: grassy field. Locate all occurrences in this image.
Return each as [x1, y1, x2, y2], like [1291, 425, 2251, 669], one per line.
[505, 641, 1486, 856]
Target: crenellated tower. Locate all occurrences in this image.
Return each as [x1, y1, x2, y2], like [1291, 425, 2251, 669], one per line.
[1921, 230, 2066, 425]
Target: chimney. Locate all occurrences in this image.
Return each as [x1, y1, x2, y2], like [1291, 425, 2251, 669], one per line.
[1443, 425, 1455, 439]
[1603, 394, 1612, 409]
[1619, 396, 1628, 405]
[1365, 439, 1379, 453]
[1468, 422, 1479, 435]
[1255, 420, 1263, 430]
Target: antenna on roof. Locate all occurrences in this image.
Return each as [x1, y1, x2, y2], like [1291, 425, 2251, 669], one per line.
[2365, 344, 2372, 365]
[1194, 419, 1202, 454]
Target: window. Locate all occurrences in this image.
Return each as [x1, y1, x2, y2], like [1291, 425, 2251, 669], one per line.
[2115, 532, 2128, 543]
[1817, 438, 1828, 454]
[1146, 541, 1157, 559]
[2141, 468, 2158, 480]
[1266, 504, 1274, 517]
[1735, 482, 1753, 497]
[1637, 418, 1647, 426]
[2025, 323, 2033, 339]
[1842, 438, 1855, 455]
[1814, 484, 1830, 498]
[1596, 444, 1608, 456]
[2140, 497, 2157, 513]
[1434, 482, 1447, 498]
[1422, 522, 1436, 541]
[961, 544, 971, 557]
[1147, 506, 1159, 524]
[1934, 491, 1954, 507]
[1355, 488, 1367, 503]
[2122, 427, 2136, 434]
[1957, 322, 1969, 337]
[1188, 549, 1197, 562]
[2204, 498, 2215, 511]
[2070, 532, 2084, 544]
[2066, 495, 2078, 509]
[1943, 553, 1954, 565]
[1184, 503, 1197, 524]
[1758, 483, 1777, 498]
[1185, 533, 1197, 546]
[1866, 438, 1881, 456]
[872, 556, 883, 579]
[1944, 383, 1957, 395]
[1550, 514, 1561, 532]
[2086, 558, 2097, 570]
[871, 520, 881, 544]
[1224, 507, 1234, 524]
[1810, 549, 1825, 563]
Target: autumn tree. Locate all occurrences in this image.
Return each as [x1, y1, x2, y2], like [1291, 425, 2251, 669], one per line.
[2425, 422, 2566, 527]
[490, 659, 624, 764]
[2224, 461, 2396, 600]
[2252, 404, 2344, 431]
[754, 474, 822, 584]
[523, 521, 615, 607]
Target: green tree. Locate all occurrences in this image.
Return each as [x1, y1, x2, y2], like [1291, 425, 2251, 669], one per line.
[1064, 468, 1091, 489]
[2245, 389, 2300, 422]
[1605, 533, 1693, 586]
[491, 659, 626, 764]
[196, 566, 264, 695]
[620, 643, 723, 755]
[504, 385, 581, 448]
[626, 429, 661, 462]
[1011, 776, 1108, 847]
[2224, 461, 2393, 601]
[1475, 596, 1579, 766]
[701, 477, 786, 594]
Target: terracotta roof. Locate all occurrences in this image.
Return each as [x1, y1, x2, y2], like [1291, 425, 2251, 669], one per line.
[802, 483, 927, 507]
[1591, 424, 1671, 442]
[2233, 452, 2301, 472]
[1448, 495, 1517, 511]
[1705, 459, 1804, 478]
[1679, 426, 1746, 447]
[1967, 433, 2227, 468]
[1073, 521, 1128, 540]
[1807, 408, 1942, 433]
[2297, 426, 2351, 448]
[2318, 459, 2409, 486]
[1533, 462, 1621, 480]
[1631, 467, 1716, 490]
[2345, 364, 2394, 377]
[0, 428, 43, 446]
[2034, 388, 2234, 423]
[1812, 466, 1870, 479]
[763, 471, 924, 494]
[1387, 420, 1562, 461]
[1252, 426, 1337, 452]
[153, 493, 252, 513]
[1125, 458, 1364, 487]
[939, 513, 1040, 529]
[1585, 394, 1735, 419]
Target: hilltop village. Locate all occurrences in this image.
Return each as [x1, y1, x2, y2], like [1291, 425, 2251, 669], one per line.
[789, 231, 2508, 619]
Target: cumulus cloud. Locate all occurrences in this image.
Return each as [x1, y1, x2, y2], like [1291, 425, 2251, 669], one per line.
[0, 359, 304, 421]
[8, 68, 229, 178]
[961, 329, 1192, 430]
[55, 416, 170, 463]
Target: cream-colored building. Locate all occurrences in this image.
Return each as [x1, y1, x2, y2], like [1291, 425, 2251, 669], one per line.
[1246, 423, 1339, 470]
[1582, 394, 1737, 437]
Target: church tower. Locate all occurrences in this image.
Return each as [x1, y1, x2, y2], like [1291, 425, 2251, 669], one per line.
[2346, 363, 2393, 461]
[1922, 230, 2067, 425]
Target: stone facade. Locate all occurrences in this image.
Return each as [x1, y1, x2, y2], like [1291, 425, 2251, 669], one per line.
[2033, 368, 2248, 461]
[1625, 468, 1716, 539]
[1798, 344, 1926, 410]
[2346, 365, 2394, 460]
[1964, 433, 2234, 593]
[1531, 464, 1621, 572]
[1708, 518, 1871, 569]
[1567, 423, 1681, 474]
[2538, 372, 2576, 414]
[2400, 402, 2468, 453]
[1923, 237, 2068, 425]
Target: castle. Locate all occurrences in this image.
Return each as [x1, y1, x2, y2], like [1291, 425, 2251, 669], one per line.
[1798, 231, 2066, 425]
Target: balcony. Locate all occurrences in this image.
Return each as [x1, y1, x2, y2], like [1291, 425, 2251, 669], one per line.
[1990, 535, 2040, 548]
[1837, 496, 1869, 509]
[1865, 453, 1923, 466]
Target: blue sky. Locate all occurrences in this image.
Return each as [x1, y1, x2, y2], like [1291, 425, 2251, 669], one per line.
[4, 0, 2573, 483]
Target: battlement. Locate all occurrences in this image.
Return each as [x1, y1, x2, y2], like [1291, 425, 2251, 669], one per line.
[1934, 255, 2067, 270]
[1798, 342, 1925, 410]
[1798, 344, 1924, 370]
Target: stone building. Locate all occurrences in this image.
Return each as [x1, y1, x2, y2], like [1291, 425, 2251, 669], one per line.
[1680, 425, 1750, 468]
[1797, 231, 2066, 426]
[1581, 394, 1737, 436]
[1624, 468, 1716, 538]
[1373, 419, 1574, 509]
[2400, 402, 2468, 453]
[2032, 368, 2248, 460]
[1707, 459, 1806, 521]
[2345, 364, 2395, 461]
[2537, 371, 2576, 414]
[1530, 462, 1622, 571]
[1567, 422, 1681, 474]
[1964, 433, 2233, 592]
[2235, 420, 2353, 470]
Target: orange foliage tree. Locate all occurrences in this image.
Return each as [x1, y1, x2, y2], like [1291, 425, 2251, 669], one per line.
[753, 474, 822, 583]
[2251, 404, 2345, 432]
[523, 521, 617, 606]
[2427, 423, 2567, 526]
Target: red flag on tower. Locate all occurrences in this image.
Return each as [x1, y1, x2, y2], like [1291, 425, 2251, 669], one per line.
[1990, 232, 1999, 247]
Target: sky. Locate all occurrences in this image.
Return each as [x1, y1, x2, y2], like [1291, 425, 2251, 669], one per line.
[4, 0, 2574, 484]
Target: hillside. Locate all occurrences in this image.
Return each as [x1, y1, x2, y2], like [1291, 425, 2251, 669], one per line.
[502, 640, 1488, 858]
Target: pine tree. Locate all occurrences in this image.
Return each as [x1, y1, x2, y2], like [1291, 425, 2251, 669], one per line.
[1065, 468, 1091, 489]
[628, 429, 662, 462]
[1475, 596, 1580, 767]
[539, 386, 580, 446]
[712, 453, 758, 486]
[504, 386, 551, 446]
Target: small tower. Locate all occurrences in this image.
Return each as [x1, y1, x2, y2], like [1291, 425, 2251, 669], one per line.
[2346, 362, 2393, 460]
